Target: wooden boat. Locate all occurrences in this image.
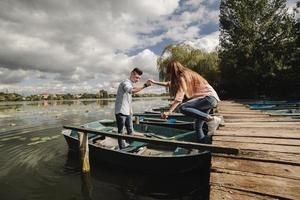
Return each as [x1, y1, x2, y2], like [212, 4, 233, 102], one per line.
[136, 111, 195, 122]
[152, 106, 216, 115]
[249, 104, 299, 110]
[62, 120, 211, 174]
[248, 100, 300, 110]
[267, 109, 300, 116]
[247, 100, 300, 106]
[137, 117, 194, 130]
[133, 112, 223, 133]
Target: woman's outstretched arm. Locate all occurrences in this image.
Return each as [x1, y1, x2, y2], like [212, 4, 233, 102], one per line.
[148, 79, 170, 87]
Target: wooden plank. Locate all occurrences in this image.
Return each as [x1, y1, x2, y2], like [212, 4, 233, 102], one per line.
[217, 109, 268, 115]
[217, 111, 266, 115]
[210, 186, 275, 200]
[224, 117, 300, 122]
[213, 136, 300, 146]
[221, 150, 300, 165]
[219, 107, 249, 110]
[210, 101, 300, 199]
[218, 108, 254, 112]
[221, 121, 300, 128]
[63, 125, 239, 154]
[213, 141, 300, 154]
[215, 128, 300, 138]
[211, 156, 300, 180]
[269, 113, 300, 117]
[226, 121, 300, 124]
[222, 114, 270, 119]
[217, 104, 247, 107]
[210, 170, 300, 199]
[218, 110, 260, 113]
[218, 104, 251, 108]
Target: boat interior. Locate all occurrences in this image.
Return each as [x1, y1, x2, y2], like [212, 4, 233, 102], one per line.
[66, 120, 200, 157]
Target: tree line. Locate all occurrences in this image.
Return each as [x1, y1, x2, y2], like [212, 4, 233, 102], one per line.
[157, 0, 299, 99]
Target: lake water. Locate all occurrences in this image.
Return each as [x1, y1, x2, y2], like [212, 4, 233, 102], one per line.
[0, 97, 209, 200]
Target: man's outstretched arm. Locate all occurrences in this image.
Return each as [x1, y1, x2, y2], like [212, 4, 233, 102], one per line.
[132, 81, 151, 94]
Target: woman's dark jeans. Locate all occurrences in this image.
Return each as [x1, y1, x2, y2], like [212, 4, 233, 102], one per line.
[115, 113, 133, 149]
[179, 96, 217, 141]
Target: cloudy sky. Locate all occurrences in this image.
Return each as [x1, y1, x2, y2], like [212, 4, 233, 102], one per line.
[0, 0, 298, 95]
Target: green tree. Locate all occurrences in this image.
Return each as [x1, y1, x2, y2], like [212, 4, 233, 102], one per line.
[284, 1, 300, 98]
[157, 44, 220, 95]
[219, 0, 296, 98]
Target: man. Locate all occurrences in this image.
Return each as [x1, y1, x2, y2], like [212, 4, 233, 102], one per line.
[115, 67, 151, 149]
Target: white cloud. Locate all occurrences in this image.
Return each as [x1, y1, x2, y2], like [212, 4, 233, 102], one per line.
[184, 31, 220, 52]
[286, 0, 299, 19]
[130, 49, 158, 76]
[112, 0, 180, 18]
[1, 0, 295, 94]
[145, 1, 220, 46]
[166, 26, 200, 41]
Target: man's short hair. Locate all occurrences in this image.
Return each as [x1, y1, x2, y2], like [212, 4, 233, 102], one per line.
[132, 68, 143, 75]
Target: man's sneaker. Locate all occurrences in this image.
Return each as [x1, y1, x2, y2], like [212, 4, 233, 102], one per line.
[199, 135, 212, 144]
[207, 116, 222, 135]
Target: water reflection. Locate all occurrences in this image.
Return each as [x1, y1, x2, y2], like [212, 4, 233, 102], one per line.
[0, 104, 22, 111]
[64, 150, 210, 200]
[81, 172, 93, 200]
[96, 99, 111, 106]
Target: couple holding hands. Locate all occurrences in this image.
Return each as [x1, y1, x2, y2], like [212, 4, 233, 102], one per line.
[115, 61, 221, 149]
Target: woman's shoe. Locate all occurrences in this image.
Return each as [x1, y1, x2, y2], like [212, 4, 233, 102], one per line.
[207, 116, 222, 135]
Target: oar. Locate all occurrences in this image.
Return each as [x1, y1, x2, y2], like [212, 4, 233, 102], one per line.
[63, 125, 239, 155]
[144, 132, 169, 139]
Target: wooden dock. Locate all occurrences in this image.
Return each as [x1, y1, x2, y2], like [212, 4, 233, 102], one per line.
[209, 101, 300, 200]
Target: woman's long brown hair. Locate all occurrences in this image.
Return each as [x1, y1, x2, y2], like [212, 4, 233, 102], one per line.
[167, 61, 208, 98]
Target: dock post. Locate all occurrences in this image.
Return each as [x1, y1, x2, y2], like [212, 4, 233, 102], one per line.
[135, 116, 140, 124]
[78, 132, 90, 173]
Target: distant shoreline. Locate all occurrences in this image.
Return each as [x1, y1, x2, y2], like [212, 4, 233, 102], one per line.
[0, 92, 169, 102]
[0, 96, 169, 105]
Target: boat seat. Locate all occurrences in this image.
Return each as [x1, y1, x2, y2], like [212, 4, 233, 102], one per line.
[142, 131, 195, 141]
[70, 131, 99, 139]
[128, 141, 147, 148]
[70, 123, 113, 139]
[84, 121, 105, 129]
[91, 135, 105, 143]
[120, 146, 140, 152]
[89, 127, 114, 142]
[100, 127, 114, 132]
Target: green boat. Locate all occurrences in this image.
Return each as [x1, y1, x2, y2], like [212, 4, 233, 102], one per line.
[62, 120, 211, 174]
[248, 104, 300, 110]
[267, 109, 300, 116]
[133, 112, 209, 133]
[151, 106, 216, 115]
[137, 117, 194, 130]
[137, 111, 195, 121]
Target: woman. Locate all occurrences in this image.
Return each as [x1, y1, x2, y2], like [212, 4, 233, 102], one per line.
[149, 61, 221, 143]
